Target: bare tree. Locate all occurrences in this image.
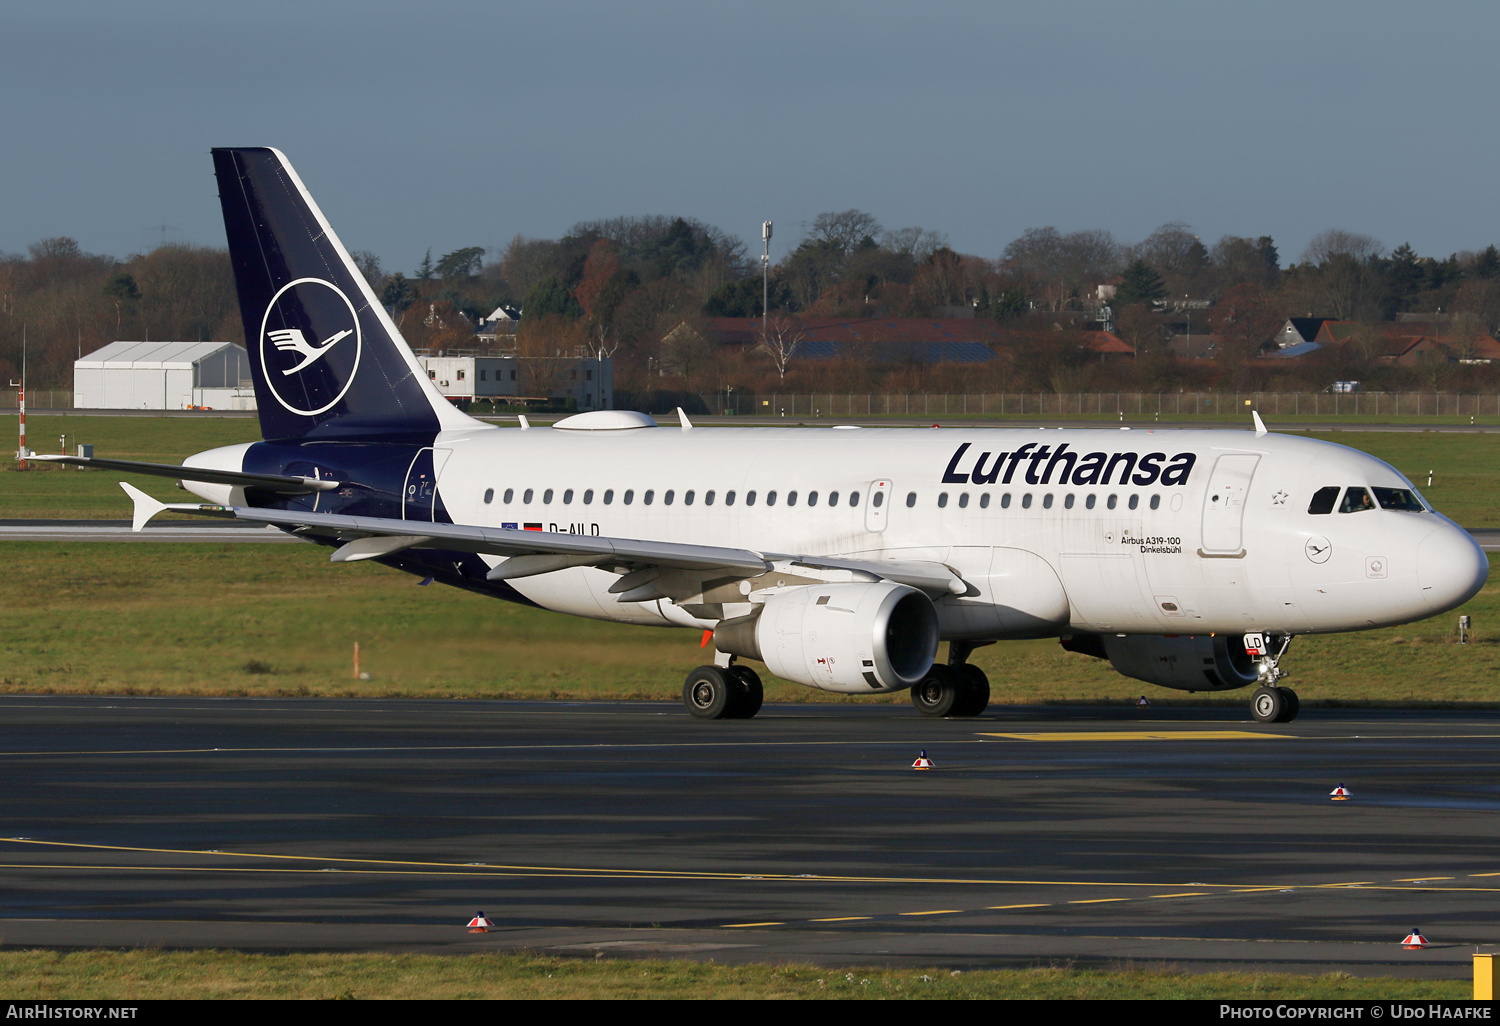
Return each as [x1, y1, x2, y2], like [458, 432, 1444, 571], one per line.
[1301, 229, 1383, 266]
[882, 226, 949, 262]
[757, 315, 806, 380]
[810, 210, 882, 256]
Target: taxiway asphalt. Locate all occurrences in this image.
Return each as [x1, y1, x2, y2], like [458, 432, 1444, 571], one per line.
[0, 697, 1497, 978]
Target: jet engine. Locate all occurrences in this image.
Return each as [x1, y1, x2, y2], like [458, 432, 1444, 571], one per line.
[1065, 633, 1261, 692]
[714, 582, 939, 694]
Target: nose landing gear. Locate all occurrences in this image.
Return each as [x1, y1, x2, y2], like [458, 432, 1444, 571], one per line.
[1246, 633, 1298, 723]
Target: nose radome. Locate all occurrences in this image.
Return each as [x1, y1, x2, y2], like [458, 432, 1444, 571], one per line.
[1416, 525, 1489, 612]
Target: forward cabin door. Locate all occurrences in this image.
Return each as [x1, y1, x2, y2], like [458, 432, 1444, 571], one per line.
[1200, 454, 1259, 556]
[865, 479, 892, 532]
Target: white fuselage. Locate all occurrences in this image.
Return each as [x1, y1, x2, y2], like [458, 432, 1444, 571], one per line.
[386, 423, 1487, 640]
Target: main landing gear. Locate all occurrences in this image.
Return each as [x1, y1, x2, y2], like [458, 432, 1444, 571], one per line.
[910, 641, 991, 718]
[683, 663, 763, 720]
[1246, 633, 1298, 724]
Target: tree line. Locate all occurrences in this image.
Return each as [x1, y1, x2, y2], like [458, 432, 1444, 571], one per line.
[5, 213, 1500, 396]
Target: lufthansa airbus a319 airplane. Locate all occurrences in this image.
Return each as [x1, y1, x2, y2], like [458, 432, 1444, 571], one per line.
[37, 148, 1490, 723]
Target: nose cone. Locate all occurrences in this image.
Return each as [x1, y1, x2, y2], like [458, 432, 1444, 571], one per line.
[1417, 525, 1489, 612]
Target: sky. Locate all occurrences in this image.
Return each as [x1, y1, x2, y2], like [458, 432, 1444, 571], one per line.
[4, 1, 1498, 274]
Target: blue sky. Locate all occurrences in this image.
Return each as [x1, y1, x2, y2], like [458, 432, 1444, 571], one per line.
[4, 1, 1497, 272]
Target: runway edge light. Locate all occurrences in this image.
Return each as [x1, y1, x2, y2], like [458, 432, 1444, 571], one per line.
[1330, 783, 1352, 801]
[467, 912, 492, 934]
[912, 750, 934, 770]
[1402, 928, 1429, 949]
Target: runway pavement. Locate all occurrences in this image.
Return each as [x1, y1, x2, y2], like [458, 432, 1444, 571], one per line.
[1, 696, 1497, 978]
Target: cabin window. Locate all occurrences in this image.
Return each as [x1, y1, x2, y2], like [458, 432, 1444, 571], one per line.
[903, 492, 914, 507]
[683, 490, 694, 506]
[828, 491, 839, 506]
[646, 490, 657, 505]
[704, 490, 714, 506]
[504, 488, 514, 503]
[766, 490, 777, 506]
[1063, 494, 1074, 509]
[958, 493, 969, 508]
[603, 489, 613, 505]
[1128, 494, 1139, 510]
[562, 489, 573, 504]
[1308, 486, 1339, 515]
[746, 490, 757, 506]
[583, 489, 594, 504]
[725, 490, 735, 506]
[848, 491, 859, 506]
[1373, 487, 1424, 511]
[1042, 494, 1054, 509]
[1150, 494, 1160, 510]
[623, 489, 634, 505]
[1085, 494, 1096, 509]
[543, 488, 554, 504]
[1022, 494, 1033, 509]
[523, 488, 534, 504]
[937, 493, 948, 508]
[483, 488, 494, 504]
[787, 491, 798, 506]
[1107, 494, 1117, 509]
[979, 493, 990, 509]
[664, 489, 674, 505]
[807, 491, 818, 506]
[1339, 487, 1375, 513]
[1000, 493, 1011, 508]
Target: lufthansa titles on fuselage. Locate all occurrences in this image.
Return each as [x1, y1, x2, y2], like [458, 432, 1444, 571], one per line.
[940, 442, 1197, 488]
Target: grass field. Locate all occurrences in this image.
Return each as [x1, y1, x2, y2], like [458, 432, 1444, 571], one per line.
[0, 949, 1471, 1000]
[0, 539, 1493, 703]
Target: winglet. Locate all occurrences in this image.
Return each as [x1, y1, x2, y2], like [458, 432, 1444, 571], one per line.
[1252, 410, 1268, 437]
[517, 414, 530, 430]
[677, 407, 693, 430]
[120, 481, 169, 533]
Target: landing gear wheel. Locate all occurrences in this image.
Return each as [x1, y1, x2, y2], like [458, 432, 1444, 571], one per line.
[951, 664, 990, 717]
[1277, 687, 1299, 723]
[1250, 685, 1287, 724]
[684, 665, 734, 720]
[911, 664, 961, 717]
[727, 665, 763, 719]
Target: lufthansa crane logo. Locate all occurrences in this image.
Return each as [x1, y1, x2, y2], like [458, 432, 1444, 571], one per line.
[258, 277, 363, 416]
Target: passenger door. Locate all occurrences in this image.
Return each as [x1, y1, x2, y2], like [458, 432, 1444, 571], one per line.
[1200, 454, 1260, 556]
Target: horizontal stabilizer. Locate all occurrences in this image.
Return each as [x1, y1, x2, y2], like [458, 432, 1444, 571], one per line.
[33, 454, 337, 494]
[118, 482, 237, 532]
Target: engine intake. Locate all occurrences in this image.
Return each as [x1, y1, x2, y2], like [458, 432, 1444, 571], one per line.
[715, 582, 939, 693]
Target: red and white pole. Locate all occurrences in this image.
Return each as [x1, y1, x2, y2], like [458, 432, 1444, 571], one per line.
[17, 381, 25, 469]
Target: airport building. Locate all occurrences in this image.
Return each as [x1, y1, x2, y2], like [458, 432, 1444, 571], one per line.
[74, 341, 257, 410]
[419, 354, 613, 410]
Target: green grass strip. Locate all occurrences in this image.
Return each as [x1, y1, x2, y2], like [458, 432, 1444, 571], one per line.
[0, 949, 1472, 1000]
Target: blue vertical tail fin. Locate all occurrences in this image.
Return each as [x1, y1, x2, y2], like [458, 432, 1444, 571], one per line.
[212, 147, 476, 441]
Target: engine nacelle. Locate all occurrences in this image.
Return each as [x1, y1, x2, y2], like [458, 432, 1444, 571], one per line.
[715, 582, 939, 694]
[1097, 633, 1260, 692]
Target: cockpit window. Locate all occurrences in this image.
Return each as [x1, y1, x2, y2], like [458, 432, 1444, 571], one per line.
[1308, 486, 1339, 515]
[1338, 487, 1376, 513]
[1372, 487, 1425, 512]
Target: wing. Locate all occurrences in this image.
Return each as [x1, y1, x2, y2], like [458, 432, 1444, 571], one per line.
[119, 487, 969, 602]
[30, 455, 338, 494]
